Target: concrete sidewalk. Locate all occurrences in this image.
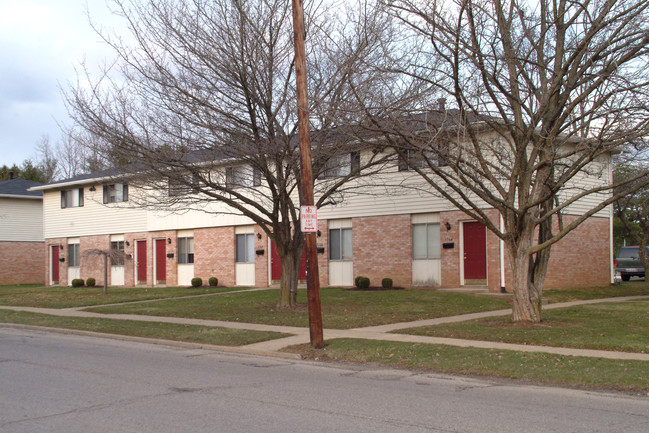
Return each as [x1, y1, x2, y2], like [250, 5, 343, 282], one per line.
[2, 295, 649, 361]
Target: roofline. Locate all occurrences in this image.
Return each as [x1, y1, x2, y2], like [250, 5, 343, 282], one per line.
[0, 194, 42, 200]
[28, 174, 119, 192]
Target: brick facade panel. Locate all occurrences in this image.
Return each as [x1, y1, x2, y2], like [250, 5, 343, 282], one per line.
[0, 241, 45, 285]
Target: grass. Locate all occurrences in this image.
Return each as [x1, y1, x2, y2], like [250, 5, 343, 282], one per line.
[286, 339, 649, 393]
[0, 284, 250, 308]
[85, 287, 513, 329]
[543, 281, 649, 303]
[0, 309, 287, 346]
[398, 299, 649, 353]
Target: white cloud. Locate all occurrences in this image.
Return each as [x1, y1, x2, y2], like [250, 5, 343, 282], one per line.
[0, 0, 119, 165]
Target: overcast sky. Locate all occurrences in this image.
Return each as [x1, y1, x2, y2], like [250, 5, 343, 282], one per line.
[0, 0, 118, 166]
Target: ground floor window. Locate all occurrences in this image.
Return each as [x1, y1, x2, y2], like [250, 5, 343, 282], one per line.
[178, 237, 195, 264]
[329, 228, 352, 261]
[236, 233, 254, 263]
[110, 241, 125, 265]
[67, 243, 80, 267]
[412, 223, 440, 259]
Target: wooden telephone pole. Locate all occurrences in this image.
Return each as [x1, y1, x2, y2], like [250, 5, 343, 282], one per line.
[290, 0, 324, 348]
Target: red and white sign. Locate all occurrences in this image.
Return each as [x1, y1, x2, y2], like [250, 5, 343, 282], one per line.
[300, 205, 318, 233]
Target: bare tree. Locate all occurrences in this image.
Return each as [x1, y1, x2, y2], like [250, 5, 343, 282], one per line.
[66, 0, 393, 307]
[82, 248, 129, 294]
[364, 0, 649, 322]
[34, 135, 59, 182]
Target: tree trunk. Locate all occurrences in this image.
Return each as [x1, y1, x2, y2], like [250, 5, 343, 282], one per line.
[507, 237, 543, 323]
[103, 255, 108, 295]
[277, 249, 301, 308]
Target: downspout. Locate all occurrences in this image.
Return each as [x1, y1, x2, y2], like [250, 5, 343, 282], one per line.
[500, 213, 506, 292]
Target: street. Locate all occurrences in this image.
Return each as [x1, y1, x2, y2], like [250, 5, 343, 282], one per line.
[1, 327, 648, 433]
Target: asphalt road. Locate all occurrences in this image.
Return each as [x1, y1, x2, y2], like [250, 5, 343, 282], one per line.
[1, 327, 648, 433]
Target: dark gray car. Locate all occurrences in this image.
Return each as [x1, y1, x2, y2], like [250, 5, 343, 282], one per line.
[615, 246, 648, 281]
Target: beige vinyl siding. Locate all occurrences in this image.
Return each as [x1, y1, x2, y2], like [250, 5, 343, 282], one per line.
[0, 198, 43, 241]
[42, 188, 147, 239]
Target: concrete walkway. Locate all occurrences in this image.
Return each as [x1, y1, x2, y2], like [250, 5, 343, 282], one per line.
[2, 295, 649, 362]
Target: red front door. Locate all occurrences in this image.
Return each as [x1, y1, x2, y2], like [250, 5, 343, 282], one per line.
[463, 222, 487, 281]
[155, 239, 166, 283]
[270, 242, 306, 282]
[51, 245, 59, 284]
[137, 240, 147, 284]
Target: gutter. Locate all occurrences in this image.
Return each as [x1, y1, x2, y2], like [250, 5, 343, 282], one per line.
[0, 194, 42, 200]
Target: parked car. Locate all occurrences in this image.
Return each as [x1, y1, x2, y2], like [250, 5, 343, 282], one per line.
[615, 246, 648, 281]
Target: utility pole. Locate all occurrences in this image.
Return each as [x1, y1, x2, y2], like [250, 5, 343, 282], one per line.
[291, 0, 324, 348]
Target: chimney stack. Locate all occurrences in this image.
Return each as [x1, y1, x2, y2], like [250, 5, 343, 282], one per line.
[438, 98, 446, 111]
[8, 170, 14, 180]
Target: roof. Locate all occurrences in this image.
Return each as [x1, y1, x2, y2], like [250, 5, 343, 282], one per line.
[28, 109, 495, 192]
[0, 178, 43, 199]
[28, 168, 122, 192]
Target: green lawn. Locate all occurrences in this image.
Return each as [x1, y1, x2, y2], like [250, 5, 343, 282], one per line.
[0, 284, 251, 308]
[398, 299, 649, 353]
[0, 309, 287, 346]
[543, 281, 649, 303]
[287, 339, 649, 393]
[86, 287, 513, 329]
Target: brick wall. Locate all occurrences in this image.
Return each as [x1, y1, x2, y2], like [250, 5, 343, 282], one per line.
[353, 214, 412, 287]
[0, 241, 45, 285]
[194, 226, 236, 286]
[80, 235, 110, 286]
[501, 215, 610, 290]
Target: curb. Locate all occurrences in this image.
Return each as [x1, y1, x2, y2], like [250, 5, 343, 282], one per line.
[0, 323, 302, 360]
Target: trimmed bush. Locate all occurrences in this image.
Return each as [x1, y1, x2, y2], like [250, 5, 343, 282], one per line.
[191, 277, 203, 288]
[357, 277, 370, 289]
[354, 276, 366, 288]
[71, 279, 85, 288]
[86, 278, 96, 287]
[208, 277, 218, 287]
[381, 278, 393, 289]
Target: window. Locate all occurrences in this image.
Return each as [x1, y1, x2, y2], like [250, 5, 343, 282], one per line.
[412, 223, 441, 259]
[60, 188, 84, 208]
[329, 228, 352, 260]
[178, 237, 195, 264]
[110, 241, 125, 266]
[226, 166, 261, 189]
[103, 183, 129, 203]
[399, 145, 448, 170]
[398, 149, 428, 171]
[321, 152, 360, 178]
[235, 233, 254, 263]
[169, 173, 200, 196]
[67, 243, 80, 267]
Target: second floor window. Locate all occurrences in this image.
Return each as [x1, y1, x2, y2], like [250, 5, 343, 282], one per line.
[321, 152, 360, 178]
[103, 183, 129, 203]
[226, 166, 261, 189]
[61, 188, 84, 208]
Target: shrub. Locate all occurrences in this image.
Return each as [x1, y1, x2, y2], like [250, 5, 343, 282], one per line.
[191, 277, 203, 288]
[381, 278, 393, 289]
[86, 278, 96, 287]
[357, 277, 370, 289]
[354, 276, 366, 288]
[208, 277, 218, 287]
[71, 279, 85, 288]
